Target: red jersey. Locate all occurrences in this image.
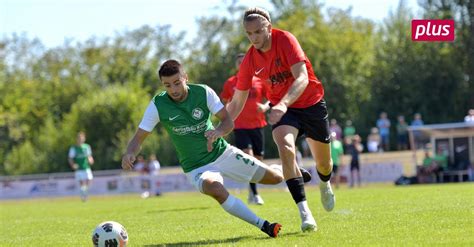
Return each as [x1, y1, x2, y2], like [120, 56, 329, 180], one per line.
[220, 75, 267, 129]
[237, 28, 324, 108]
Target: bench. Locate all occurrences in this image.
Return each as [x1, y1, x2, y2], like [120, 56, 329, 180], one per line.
[439, 169, 470, 182]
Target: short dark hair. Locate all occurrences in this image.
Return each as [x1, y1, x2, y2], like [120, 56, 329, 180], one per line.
[158, 59, 182, 79]
[243, 7, 271, 23]
[236, 53, 245, 60]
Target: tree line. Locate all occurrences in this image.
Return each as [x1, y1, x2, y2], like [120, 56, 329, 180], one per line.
[0, 0, 472, 175]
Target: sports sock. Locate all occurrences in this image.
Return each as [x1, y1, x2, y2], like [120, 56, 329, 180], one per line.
[249, 183, 258, 195]
[317, 170, 332, 182]
[286, 177, 306, 203]
[297, 200, 312, 219]
[221, 194, 265, 229]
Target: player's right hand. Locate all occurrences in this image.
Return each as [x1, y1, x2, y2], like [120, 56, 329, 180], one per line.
[121, 153, 136, 170]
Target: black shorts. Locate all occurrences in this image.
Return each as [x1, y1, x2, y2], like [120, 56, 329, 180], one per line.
[350, 159, 360, 171]
[332, 164, 339, 174]
[271, 99, 330, 143]
[234, 128, 265, 156]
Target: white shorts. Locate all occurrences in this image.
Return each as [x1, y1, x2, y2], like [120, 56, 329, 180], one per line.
[185, 145, 268, 193]
[75, 168, 93, 182]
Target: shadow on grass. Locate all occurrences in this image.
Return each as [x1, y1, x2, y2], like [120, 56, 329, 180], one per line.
[147, 206, 211, 214]
[144, 230, 303, 246]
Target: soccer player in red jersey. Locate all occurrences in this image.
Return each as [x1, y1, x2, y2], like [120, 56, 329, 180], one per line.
[221, 53, 269, 205]
[227, 7, 335, 232]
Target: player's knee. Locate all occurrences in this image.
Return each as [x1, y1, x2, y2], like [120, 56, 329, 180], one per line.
[278, 143, 295, 157]
[317, 158, 332, 169]
[271, 172, 284, 184]
[202, 180, 227, 200]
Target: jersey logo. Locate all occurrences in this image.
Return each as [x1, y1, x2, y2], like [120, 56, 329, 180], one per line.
[169, 115, 180, 121]
[275, 58, 282, 67]
[192, 108, 204, 120]
[255, 67, 264, 75]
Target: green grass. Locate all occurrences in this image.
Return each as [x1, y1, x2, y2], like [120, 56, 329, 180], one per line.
[1, 183, 473, 246]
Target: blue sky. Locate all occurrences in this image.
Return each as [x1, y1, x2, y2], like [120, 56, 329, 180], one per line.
[1, 0, 420, 48]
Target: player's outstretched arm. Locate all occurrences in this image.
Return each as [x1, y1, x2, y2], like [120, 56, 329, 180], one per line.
[226, 89, 249, 121]
[122, 128, 151, 170]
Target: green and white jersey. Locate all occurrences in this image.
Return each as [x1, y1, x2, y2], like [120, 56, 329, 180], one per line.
[68, 144, 92, 170]
[139, 84, 228, 172]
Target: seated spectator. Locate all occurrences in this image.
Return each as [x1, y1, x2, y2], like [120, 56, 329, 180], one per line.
[417, 148, 448, 183]
[367, 127, 381, 153]
[465, 109, 474, 123]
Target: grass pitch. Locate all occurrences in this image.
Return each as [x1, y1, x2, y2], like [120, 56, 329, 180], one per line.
[1, 183, 473, 246]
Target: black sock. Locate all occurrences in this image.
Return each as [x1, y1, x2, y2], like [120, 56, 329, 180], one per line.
[286, 177, 306, 203]
[261, 220, 270, 231]
[249, 183, 257, 195]
[317, 170, 332, 182]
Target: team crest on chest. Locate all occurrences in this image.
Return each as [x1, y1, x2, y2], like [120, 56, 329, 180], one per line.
[192, 108, 204, 120]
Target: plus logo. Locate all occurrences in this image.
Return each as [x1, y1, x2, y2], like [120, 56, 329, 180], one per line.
[412, 19, 455, 42]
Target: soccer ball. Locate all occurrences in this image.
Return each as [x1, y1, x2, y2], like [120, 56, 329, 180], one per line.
[91, 221, 128, 247]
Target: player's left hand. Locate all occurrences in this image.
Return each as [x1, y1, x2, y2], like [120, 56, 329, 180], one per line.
[268, 103, 287, 125]
[204, 130, 222, 152]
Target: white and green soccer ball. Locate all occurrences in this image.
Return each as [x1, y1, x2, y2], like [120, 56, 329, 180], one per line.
[91, 221, 128, 247]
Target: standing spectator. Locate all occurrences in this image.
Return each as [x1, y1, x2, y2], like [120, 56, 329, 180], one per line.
[465, 109, 474, 123]
[135, 155, 151, 198]
[221, 53, 269, 206]
[329, 119, 342, 141]
[133, 155, 146, 174]
[367, 127, 381, 153]
[330, 132, 344, 189]
[411, 113, 424, 149]
[396, 115, 409, 150]
[146, 154, 162, 197]
[68, 131, 94, 202]
[148, 154, 161, 176]
[348, 135, 363, 187]
[343, 120, 356, 140]
[376, 112, 391, 151]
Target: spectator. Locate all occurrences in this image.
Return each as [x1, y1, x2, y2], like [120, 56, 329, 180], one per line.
[465, 109, 474, 123]
[300, 139, 311, 158]
[417, 148, 448, 183]
[330, 132, 344, 189]
[343, 120, 356, 140]
[396, 115, 409, 150]
[376, 112, 391, 151]
[367, 127, 381, 153]
[411, 113, 424, 149]
[146, 154, 162, 197]
[148, 154, 161, 176]
[329, 119, 342, 141]
[348, 135, 363, 187]
[133, 155, 146, 174]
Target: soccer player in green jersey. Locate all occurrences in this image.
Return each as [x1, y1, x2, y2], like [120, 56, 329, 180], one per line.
[68, 131, 94, 202]
[121, 59, 284, 238]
